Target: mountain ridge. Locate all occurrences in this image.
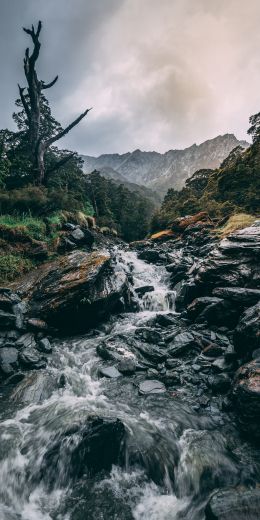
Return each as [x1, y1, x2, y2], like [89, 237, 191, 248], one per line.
[82, 134, 249, 195]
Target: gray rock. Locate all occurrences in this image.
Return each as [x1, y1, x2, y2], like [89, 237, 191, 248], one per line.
[37, 337, 52, 354]
[135, 327, 162, 344]
[138, 379, 166, 395]
[16, 333, 37, 350]
[118, 358, 136, 375]
[19, 349, 46, 369]
[99, 366, 121, 378]
[70, 227, 85, 241]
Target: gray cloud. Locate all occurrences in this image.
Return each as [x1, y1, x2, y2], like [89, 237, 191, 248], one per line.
[1, 0, 260, 155]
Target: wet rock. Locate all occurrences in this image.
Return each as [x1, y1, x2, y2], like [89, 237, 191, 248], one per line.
[4, 372, 25, 386]
[213, 287, 260, 306]
[99, 366, 121, 378]
[168, 332, 197, 357]
[175, 281, 202, 310]
[138, 249, 163, 264]
[135, 343, 167, 363]
[37, 337, 52, 354]
[135, 327, 162, 344]
[16, 333, 36, 350]
[11, 372, 56, 403]
[208, 374, 231, 393]
[23, 250, 128, 332]
[205, 487, 260, 520]
[187, 297, 223, 321]
[19, 349, 46, 370]
[58, 373, 66, 388]
[233, 302, 260, 358]
[0, 310, 16, 329]
[118, 358, 136, 375]
[232, 359, 260, 441]
[138, 379, 166, 395]
[135, 285, 154, 296]
[212, 357, 235, 373]
[41, 417, 126, 484]
[0, 291, 20, 312]
[162, 370, 180, 386]
[27, 318, 48, 332]
[203, 345, 224, 358]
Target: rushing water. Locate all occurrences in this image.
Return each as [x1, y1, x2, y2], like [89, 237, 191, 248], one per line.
[0, 250, 258, 519]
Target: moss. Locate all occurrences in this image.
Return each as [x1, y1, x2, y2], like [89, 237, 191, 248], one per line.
[0, 253, 34, 283]
[217, 213, 256, 238]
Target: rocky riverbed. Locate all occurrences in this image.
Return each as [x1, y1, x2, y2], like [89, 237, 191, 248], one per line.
[0, 219, 259, 519]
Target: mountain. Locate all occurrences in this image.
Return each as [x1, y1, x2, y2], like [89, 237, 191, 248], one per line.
[82, 134, 249, 196]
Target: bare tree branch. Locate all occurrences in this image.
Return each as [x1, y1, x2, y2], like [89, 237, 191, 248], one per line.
[41, 75, 59, 90]
[46, 108, 92, 147]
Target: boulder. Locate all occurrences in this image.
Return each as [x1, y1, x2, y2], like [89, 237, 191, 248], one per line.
[232, 359, 260, 441]
[234, 302, 260, 358]
[138, 249, 164, 264]
[213, 287, 260, 306]
[187, 297, 223, 320]
[205, 487, 260, 520]
[19, 349, 46, 370]
[23, 251, 127, 332]
[41, 417, 125, 484]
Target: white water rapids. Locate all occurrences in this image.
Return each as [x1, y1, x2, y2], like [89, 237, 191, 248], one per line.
[0, 250, 252, 519]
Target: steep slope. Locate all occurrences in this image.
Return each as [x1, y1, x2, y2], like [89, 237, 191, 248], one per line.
[82, 134, 249, 195]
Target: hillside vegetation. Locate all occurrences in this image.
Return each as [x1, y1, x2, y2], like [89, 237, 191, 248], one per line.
[151, 133, 260, 231]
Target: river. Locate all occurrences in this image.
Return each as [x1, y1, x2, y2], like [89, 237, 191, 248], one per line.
[0, 250, 259, 519]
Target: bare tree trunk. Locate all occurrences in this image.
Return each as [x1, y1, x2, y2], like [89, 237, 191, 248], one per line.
[20, 21, 91, 184]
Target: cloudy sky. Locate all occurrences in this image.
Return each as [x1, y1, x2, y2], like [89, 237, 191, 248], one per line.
[1, 0, 260, 155]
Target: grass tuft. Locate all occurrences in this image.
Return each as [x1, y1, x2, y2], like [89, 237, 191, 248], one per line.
[217, 213, 256, 238]
[0, 254, 34, 283]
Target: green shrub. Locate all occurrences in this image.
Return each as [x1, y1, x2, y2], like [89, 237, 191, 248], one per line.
[0, 254, 34, 283]
[0, 214, 46, 240]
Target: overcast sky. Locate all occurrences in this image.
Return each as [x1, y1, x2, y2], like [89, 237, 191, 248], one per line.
[1, 0, 260, 156]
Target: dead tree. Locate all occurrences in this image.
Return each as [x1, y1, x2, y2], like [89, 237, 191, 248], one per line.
[19, 21, 91, 184]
